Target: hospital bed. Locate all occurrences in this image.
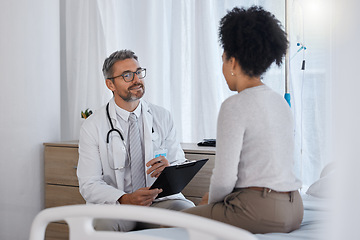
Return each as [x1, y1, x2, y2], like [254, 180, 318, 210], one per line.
[129, 167, 332, 240]
[30, 165, 333, 240]
[127, 193, 330, 240]
[29, 204, 256, 240]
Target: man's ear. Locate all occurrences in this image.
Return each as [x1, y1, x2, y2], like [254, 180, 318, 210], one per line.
[105, 79, 115, 92]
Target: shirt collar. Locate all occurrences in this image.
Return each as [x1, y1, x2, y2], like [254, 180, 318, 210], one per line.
[114, 101, 142, 122]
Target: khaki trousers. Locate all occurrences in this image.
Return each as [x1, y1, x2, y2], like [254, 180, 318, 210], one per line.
[183, 188, 303, 234]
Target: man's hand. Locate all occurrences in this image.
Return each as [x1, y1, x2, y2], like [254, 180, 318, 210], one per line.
[146, 156, 170, 178]
[119, 187, 162, 206]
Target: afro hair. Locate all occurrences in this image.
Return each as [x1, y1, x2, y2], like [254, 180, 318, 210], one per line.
[219, 6, 288, 77]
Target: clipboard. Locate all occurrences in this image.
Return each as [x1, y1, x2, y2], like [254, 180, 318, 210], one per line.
[149, 158, 209, 198]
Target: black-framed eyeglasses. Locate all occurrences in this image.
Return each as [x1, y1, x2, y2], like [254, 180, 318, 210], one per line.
[108, 68, 146, 82]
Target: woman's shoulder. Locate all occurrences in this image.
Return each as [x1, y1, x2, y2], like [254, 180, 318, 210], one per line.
[221, 85, 289, 113]
[220, 93, 253, 118]
[222, 86, 264, 107]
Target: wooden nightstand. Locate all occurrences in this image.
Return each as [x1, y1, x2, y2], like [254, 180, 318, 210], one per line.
[44, 141, 84, 239]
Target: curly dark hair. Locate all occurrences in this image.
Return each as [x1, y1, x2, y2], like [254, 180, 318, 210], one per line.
[219, 6, 288, 77]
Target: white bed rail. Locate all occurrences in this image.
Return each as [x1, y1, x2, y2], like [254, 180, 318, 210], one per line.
[29, 204, 257, 240]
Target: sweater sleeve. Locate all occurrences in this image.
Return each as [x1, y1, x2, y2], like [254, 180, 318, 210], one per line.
[209, 99, 245, 203]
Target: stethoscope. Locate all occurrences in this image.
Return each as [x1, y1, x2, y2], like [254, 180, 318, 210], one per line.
[106, 102, 131, 170]
[105, 102, 155, 171]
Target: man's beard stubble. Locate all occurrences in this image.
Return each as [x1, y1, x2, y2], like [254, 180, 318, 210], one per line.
[120, 83, 145, 102]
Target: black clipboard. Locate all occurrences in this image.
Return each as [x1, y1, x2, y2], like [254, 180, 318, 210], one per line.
[149, 158, 209, 198]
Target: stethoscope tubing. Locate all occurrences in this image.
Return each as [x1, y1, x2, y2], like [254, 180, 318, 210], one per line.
[106, 103, 125, 143]
[106, 102, 129, 170]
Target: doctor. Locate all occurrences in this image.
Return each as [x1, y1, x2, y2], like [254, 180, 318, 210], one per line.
[77, 49, 194, 231]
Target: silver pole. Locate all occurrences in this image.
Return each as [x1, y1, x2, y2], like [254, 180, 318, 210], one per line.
[284, 0, 291, 106]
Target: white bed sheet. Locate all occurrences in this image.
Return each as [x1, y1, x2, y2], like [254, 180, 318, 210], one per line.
[128, 194, 330, 240]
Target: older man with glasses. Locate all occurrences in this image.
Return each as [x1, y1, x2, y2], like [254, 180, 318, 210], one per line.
[77, 49, 195, 232]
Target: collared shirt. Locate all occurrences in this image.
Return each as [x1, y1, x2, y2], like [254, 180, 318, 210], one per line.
[114, 102, 144, 193]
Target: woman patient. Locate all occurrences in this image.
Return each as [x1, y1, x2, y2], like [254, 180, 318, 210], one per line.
[183, 6, 303, 234]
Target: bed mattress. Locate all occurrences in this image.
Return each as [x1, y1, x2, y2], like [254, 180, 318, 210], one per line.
[128, 194, 330, 240]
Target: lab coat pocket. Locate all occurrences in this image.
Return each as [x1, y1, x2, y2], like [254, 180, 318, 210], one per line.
[110, 136, 126, 170]
[151, 131, 161, 149]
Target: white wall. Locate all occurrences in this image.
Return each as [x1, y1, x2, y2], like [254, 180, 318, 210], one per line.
[0, 1, 60, 239]
[331, 0, 360, 239]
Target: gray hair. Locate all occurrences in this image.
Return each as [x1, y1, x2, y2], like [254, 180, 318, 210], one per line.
[102, 50, 138, 79]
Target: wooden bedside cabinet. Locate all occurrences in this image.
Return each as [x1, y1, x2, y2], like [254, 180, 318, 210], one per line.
[180, 143, 216, 205]
[43, 141, 215, 239]
[44, 141, 85, 240]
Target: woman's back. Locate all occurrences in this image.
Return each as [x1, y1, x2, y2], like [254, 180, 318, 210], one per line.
[210, 84, 301, 203]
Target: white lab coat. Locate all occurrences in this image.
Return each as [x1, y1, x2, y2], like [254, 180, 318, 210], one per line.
[77, 98, 186, 204]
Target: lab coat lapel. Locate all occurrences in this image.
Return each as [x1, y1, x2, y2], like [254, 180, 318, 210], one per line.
[108, 98, 126, 190]
[141, 100, 154, 186]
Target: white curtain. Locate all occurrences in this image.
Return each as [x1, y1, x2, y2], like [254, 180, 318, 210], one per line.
[287, 0, 332, 188]
[63, 0, 112, 141]
[61, 0, 332, 188]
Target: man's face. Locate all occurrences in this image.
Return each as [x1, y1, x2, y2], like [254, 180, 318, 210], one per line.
[108, 58, 145, 102]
